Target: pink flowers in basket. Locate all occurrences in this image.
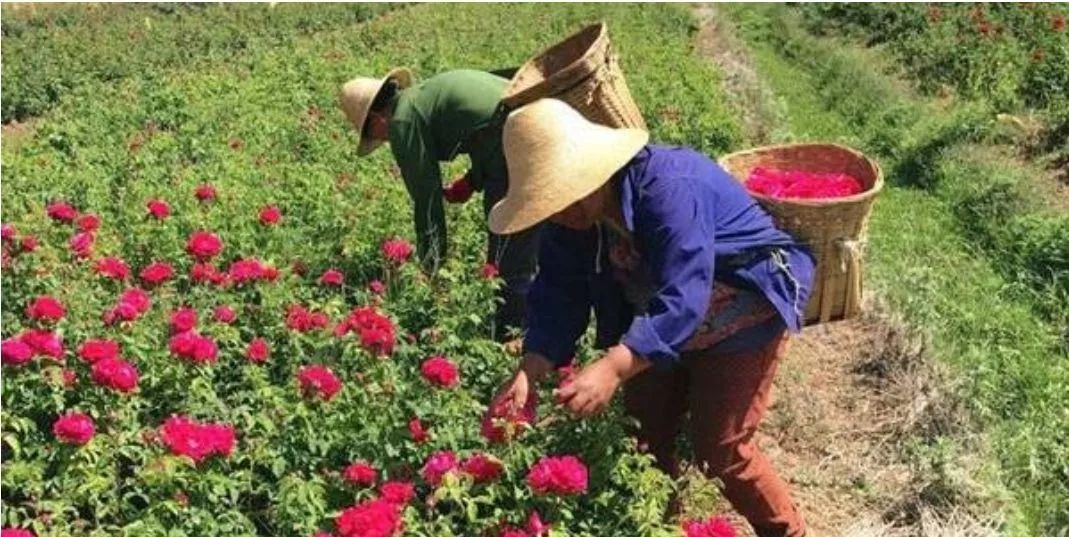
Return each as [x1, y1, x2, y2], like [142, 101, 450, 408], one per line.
[745, 167, 863, 200]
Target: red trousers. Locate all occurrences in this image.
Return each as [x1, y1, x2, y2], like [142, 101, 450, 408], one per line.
[623, 332, 806, 537]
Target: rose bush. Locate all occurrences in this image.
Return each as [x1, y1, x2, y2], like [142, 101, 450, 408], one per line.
[1, 3, 748, 535]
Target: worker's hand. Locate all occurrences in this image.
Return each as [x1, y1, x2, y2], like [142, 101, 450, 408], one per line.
[491, 353, 554, 414]
[443, 172, 474, 203]
[554, 345, 650, 417]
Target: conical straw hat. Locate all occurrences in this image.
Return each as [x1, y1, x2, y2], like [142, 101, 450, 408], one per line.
[489, 99, 648, 235]
[339, 67, 413, 156]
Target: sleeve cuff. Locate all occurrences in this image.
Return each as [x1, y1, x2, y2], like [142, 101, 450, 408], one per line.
[621, 315, 678, 370]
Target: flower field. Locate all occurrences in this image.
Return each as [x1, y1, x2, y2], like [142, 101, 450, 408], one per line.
[0, 4, 741, 536]
[3, 2, 1067, 536]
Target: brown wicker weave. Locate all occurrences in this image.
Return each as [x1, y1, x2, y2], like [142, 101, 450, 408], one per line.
[718, 143, 883, 325]
[502, 22, 647, 130]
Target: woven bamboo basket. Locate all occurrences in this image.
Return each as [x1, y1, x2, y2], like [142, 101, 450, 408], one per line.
[719, 143, 883, 324]
[501, 22, 647, 130]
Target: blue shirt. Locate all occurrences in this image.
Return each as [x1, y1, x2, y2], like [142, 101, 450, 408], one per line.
[523, 145, 815, 370]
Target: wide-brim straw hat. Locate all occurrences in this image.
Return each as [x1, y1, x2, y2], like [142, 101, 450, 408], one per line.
[339, 67, 413, 156]
[489, 99, 648, 235]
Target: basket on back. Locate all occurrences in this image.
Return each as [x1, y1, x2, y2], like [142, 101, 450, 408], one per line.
[719, 143, 883, 325]
[502, 22, 647, 130]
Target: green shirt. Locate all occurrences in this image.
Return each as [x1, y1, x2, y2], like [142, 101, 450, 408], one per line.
[388, 69, 508, 271]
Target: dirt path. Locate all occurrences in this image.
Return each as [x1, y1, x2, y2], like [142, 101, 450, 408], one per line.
[687, 5, 1000, 536]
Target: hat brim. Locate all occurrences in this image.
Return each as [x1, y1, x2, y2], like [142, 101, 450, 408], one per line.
[353, 67, 413, 157]
[488, 129, 648, 235]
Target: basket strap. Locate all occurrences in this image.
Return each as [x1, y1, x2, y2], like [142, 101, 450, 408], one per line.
[837, 239, 864, 318]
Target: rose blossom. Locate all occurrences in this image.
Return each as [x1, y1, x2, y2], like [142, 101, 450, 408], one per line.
[297, 365, 342, 401]
[53, 412, 95, 445]
[380, 238, 413, 264]
[246, 338, 270, 363]
[91, 357, 139, 393]
[78, 339, 119, 363]
[186, 230, 223, 260]
[25, 295, 66, 322]
[140, 261, 174, 285]
[526, 455, 588, 496]
[342, 462, 378, 486]
[76, 213, 100, 233]
[334, 498, 402, 537]
[169, 307, 198, 333]
[95, 257, 130, 280]
[420, 355, 459, 388]
[146, 199, 170, 219]
[420, 451, 458, 486]
[259, 205, 281, 225]
[319, 268, 344, 286]
[46, 201, 78, 222]
[213, 305, 236, 324]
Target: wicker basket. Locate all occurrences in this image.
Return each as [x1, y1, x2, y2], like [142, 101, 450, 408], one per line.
[501, 22, 647, 130]
[718, 143, 883, 324]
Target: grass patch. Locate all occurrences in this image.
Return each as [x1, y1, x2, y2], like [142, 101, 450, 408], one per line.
[723, 4, 1069, 534]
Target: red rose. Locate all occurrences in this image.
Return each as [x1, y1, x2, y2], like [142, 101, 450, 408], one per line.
[214, 305, 236, 324]
[379, 481, 415, 505]
[104, 287, 153, 326]
[91, 357, 139, 393]
[421, 450, 458, 486]
[368, 280, 385, 295]
[526, 511, 549, 536]
[380, 238, 413, 265]
[319, 268, 345, 286]
[262, 264, 280, 281]
[526, 455, 588, 496]
[342, 462, 378, 486]
[246, 338, 270, 363]
[122, 288, 152, 312]
[443, 175, 474, 204]
[481, 391, 538, 444]
[19, 330, 64, 360]
[1, 528, 36, 537]
[95, 257, 130, 280]
[69, 231, 94, 259]
[140, 261, 174, 285]
[480, 263, 499, 279]
[53, 412, 95, 445]
[682, 516, 738, 537]
[25, 295, 66, 322]
[78, 339, 119, 363]
[460, 453, 503, 484]
[146, 199, 171, 219]
[420, 355, 459, 388]
[1052, 13, 1066, 32]
[335, 498, 402, 537]
[46, 202, 78, 223]
[191, 262, 228, 286]
[61, 369, 77, 388]
[195, 184, 217, 202]
[286, 304, 330, 332]
[334, 307, 395, 355]
[186, 230, 223, 260]
[2, 338, 34, 366]
[1, 224, 15, 241]
[20, 235, 38, 253]
[159, 415, 235, 463]
[76, 213, 101, 233]
[169, 332, 218, 364]
[408, 417, 429, 444]
[228, 258, 265, 284]
[297, 365, 343, 401]
[170, 307, 198, 333]
[259, 205, 281, 225]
